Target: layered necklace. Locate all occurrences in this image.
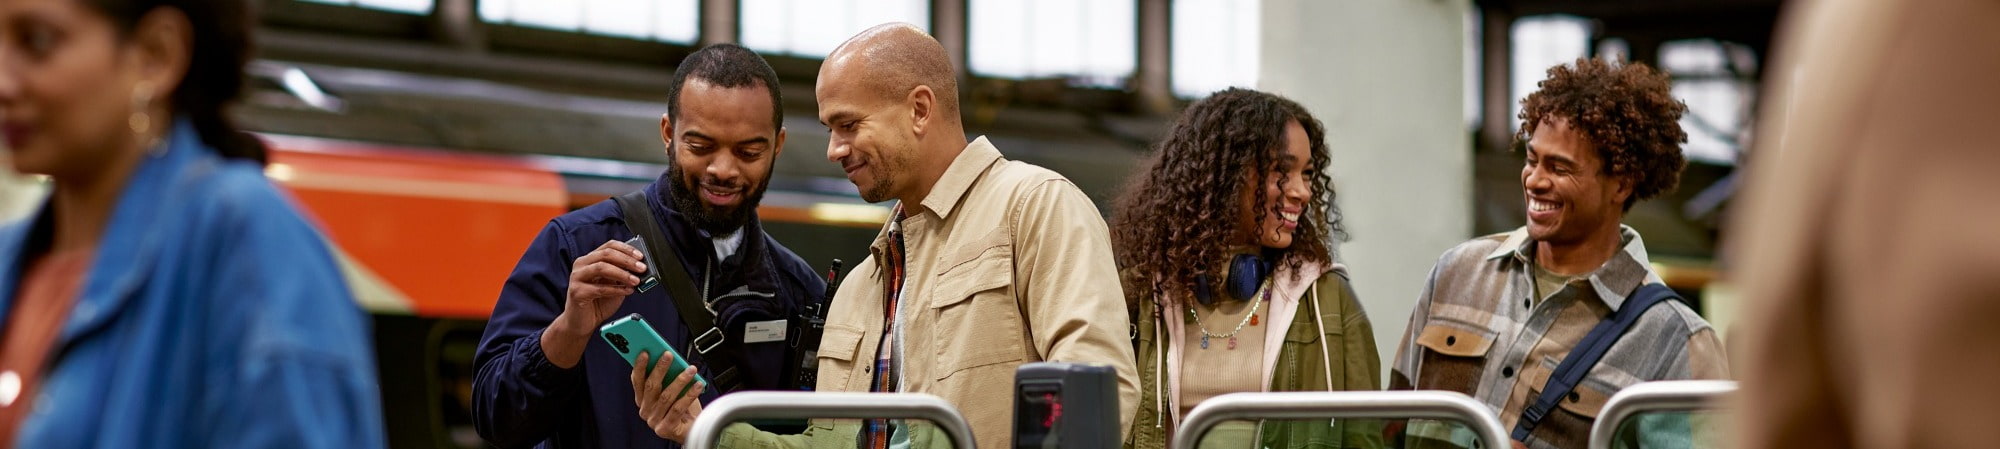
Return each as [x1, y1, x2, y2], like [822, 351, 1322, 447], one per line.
[1187, 277, 1269, 350]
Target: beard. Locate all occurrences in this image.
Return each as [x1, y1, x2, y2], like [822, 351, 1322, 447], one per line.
[858, 165, 896, 203]
[667, 164, 768, 235]
[853, 149, 911, 203]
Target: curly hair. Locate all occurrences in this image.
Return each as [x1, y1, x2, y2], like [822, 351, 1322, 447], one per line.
[1110, 88, 1344, 307]
[1517, 57, 1689, 210]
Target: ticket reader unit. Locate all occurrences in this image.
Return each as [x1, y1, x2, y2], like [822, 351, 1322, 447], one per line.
[1014, 362, 1119, 449]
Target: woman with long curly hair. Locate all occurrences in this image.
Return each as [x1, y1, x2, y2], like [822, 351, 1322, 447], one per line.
[1114, 88, 1380, 449]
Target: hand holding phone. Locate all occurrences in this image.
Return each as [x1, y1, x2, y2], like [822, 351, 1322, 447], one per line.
[601, 314, 707, 398]
[607, 314, 709, 441]
[634, 349, 707, 443]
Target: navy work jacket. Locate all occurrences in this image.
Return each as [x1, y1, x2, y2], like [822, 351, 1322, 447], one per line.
[472, 176, 824, 448]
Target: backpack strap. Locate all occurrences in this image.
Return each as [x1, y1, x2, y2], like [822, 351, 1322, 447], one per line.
[1511, 283, 1681, 441]
[612, 190, 742, 391]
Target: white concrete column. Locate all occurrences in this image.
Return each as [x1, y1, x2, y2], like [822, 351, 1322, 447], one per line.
[700, 0, 737, 45]
[1260, 0, 1472, 375]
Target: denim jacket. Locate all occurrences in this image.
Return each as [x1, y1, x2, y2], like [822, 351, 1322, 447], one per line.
[0, 119, 387, 448]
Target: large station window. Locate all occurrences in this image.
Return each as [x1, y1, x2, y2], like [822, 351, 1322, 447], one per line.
[1662, 39, 1755, 164]
[739, 0, 930, 58]
[969, 0, 1135, 88]
[299, 0, 433, 14]
[1508, 15, 1590, 132]
[1170, 0, 1258, 98]
[479, 0, 700, 44]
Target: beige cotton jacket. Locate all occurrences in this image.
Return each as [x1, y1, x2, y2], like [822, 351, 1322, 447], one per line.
[721, 137, 1140, 449]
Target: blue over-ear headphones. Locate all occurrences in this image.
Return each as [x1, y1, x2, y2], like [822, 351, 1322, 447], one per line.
[1192, 251, 1273, 306]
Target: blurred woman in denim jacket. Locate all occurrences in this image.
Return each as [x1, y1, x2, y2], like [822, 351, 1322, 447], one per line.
[0, 0, 385, 447]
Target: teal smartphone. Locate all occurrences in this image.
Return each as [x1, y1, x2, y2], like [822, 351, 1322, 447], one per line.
[599, 313, 707, 399]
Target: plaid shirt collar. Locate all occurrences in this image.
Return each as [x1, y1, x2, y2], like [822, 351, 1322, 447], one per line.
[1483, 225, 1661, 312]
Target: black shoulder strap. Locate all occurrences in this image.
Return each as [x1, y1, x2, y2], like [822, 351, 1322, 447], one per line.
[612, 190, 723, 354]
[1512, 283, 1681, 441]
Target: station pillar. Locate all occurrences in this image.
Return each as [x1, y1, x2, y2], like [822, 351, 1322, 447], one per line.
[1260, 0, 1473, 373]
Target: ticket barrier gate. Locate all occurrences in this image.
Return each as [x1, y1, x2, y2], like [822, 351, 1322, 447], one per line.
[1172, 391, 1509, 449]
[684, 392, 978, 449]
[1587, 380, 1737, 449]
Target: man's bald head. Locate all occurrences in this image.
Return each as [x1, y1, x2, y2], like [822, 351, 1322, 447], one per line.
[821, 22, 960, 122]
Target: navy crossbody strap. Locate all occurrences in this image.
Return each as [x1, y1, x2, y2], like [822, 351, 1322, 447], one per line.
[613, 190, 744, 392]
[1511, 283, 1680, 442]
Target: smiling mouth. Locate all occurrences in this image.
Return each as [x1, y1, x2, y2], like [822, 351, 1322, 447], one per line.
[701, 185, 741, 201]
[1530, 198, 1560, 213]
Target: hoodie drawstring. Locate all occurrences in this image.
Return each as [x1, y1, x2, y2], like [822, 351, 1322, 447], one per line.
[1154, 301, 1166, 429]
[1310, 280, 1338, 426]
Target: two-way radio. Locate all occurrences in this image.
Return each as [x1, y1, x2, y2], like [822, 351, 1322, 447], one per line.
[788, 258, 842, 390]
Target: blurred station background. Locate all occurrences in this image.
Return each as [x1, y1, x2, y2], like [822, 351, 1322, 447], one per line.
[0, 0, 1782, 447]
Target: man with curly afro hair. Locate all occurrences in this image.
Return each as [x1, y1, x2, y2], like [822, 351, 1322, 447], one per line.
[1388, 58, 1728, 449]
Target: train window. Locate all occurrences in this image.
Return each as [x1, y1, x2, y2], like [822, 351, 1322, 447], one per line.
[1597, 37, 1632, 63]
[1170, 0, 1259, 98]
[1662, 39, 1756, 164]
[298, 0, 432, 15]
[738, 0, 931, 59]
[478, 0, 700, 44]
[969, 0, 1136, 89]
[1509, 14, 1591, 132]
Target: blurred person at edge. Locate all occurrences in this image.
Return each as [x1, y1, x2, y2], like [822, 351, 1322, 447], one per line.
[1388, 58, 1727, 449]
[0, 0, 387, 447]
[1729, 0, 2000, 447]
[642, 23, 1140, 449]
[1113, 88, 1382, 449]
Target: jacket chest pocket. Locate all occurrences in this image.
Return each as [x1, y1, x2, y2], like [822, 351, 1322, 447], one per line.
[1522, 356, 1616, 419]
[1282, 320, 1344, 389]
[1411, 318, 1496, 391]
[815, 325, 866, 392]
[927, 244, 1026, 381]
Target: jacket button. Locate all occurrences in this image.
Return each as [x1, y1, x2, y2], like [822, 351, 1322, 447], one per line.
[1567, 392, 1581, 403]
[1445, 336, 1456, 346]
[1524, 298, 1531, 309]
[1502, 366, 1515, 378]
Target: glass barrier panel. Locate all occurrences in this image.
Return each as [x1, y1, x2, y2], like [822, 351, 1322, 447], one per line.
[707, 418, 961, 449]
[1188, 418, 1503, 449]
[1607, 411, 1731, 449]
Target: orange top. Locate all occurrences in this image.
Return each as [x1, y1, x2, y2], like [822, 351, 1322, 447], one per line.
[0, 248, 93, 447]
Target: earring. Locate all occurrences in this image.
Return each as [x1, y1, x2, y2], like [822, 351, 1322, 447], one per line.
[128, 83, 153, 136]
[129, 83, 165, 156]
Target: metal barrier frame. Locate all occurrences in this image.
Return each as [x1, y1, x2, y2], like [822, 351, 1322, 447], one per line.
[1587, 380, 1738, 449]
[1172, 391, 1508, 449]
[684, 392, 977, 449]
